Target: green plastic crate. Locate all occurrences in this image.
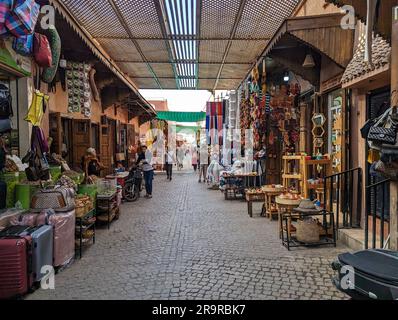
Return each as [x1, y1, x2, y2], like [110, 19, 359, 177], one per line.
[78, 184, 98, 202]
[0, 172, 20, 208]
[50, 166, 62, 182]
[15, 184, 40, 210]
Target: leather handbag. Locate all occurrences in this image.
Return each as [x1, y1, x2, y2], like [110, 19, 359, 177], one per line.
[33, 33, 53, 68]
[12, 33, 33, 56]
[0, 118, 12, 134]
[0, 84, 13, 118]
[5, 0, 40, 37]
[361, 118, 375, 139]
[367, 125, 397, 145]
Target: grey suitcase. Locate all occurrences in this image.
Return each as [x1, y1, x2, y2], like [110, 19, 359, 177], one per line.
[29, 225, 53, 282]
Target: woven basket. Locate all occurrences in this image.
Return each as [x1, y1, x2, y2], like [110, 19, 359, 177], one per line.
[75, 205, 86, 218]
[296, 218, 320, 243]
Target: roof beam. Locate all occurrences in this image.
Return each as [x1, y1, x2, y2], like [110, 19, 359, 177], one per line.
[196, 0, 202, 89]
[213, 0, 247, 91]
[108, 0, 162, 89]
[115, 60, 252, 65]
[154, 0, 180, 89]
[94, 36, 271, 41]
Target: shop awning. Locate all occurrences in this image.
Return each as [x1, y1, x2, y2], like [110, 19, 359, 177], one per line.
[243, 13, 355, 88]
[156, 112, 206, 123]
[49, 0, 301, 90]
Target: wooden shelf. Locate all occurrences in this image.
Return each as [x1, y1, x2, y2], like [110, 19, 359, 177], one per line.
[303, 159, 331, 166]
[283, 174, 302, 179]
[307, 183, 324, 190]
[282, 155, 302, 160]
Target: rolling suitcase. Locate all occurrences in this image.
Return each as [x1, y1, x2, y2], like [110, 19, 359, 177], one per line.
[0, 227, 33, 299]
[29, 225, 53, 282]
[45, 210, 75, 267]
[332, 249, 398, 300]
[0, 209, 25, 231]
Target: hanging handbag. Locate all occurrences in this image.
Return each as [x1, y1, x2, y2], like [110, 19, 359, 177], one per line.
[367, 108, 397, 148]
[5, 0, 40, 37]
[0, 118, 12, 133]
[0, 84, 13, 119]
[12, 33, 33, 56]
[0, 0, 13, 35]
[361, 118, 376, 139]
[42, 25, 61, 84]
[367, 125, 397, 145]
[33, 33, 52, 68]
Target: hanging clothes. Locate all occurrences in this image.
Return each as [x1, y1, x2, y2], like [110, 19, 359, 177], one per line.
[25, 90, 49, 126]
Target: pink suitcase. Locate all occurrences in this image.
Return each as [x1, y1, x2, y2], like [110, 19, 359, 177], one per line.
[9, 213, 39, 227]
[47, 210, 75, 267]
[0, 209, 26, 231]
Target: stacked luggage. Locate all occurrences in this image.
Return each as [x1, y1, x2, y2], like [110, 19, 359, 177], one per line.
[0, 186, 75, 299]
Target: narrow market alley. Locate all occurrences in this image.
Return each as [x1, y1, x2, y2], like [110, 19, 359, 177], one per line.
[28, 172, 346, 300]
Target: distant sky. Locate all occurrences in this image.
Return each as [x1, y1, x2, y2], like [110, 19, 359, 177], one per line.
[140, 89, 211, 112]
[140, 89, 230, 112]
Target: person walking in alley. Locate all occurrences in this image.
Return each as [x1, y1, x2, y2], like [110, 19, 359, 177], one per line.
[191, 146, 198, 172]
[177, 145, 185, 170]
[165, 146, 175, 181]
[138, 145, 154, 198]
[198, 147, 209, 183]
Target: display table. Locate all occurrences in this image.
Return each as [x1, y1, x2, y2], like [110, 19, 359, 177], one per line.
[280, 209, 336, 251]
[275, 196, 301, 239]
[263, 186, 285, 220]
[106, 172, 130, 187]
[245, 192, 266, 218]
[96, 192, 118, 229]
[222, 173, 260, 200]
[75, 209, 96, 259]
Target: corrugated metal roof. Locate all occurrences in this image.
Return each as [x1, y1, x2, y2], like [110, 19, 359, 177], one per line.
[55, 0, 300, 90]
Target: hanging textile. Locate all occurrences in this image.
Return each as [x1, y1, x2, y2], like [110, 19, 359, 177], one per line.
[25, 90, 49, 126]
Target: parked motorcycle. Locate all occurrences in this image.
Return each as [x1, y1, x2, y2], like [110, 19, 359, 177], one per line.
[331, 249, 398, 300]
[123, 165, 143, 202]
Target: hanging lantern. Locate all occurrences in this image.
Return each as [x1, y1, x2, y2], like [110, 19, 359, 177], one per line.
[302, 53, 316, 68]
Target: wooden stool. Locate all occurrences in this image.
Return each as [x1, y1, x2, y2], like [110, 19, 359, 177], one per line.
[263, 186, 285, 220]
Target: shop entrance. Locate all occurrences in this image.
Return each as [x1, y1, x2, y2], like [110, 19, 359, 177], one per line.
[366, 88, 391, 220]
[72, 119, 92, 170]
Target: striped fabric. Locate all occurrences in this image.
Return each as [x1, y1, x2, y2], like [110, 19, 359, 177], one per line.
[0, 0, 13, 35]
[5, 0, 40, 37]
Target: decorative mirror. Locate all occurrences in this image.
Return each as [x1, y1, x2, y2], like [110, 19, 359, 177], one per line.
[312, 113, 326, 127]
[312, 113, 326, 155]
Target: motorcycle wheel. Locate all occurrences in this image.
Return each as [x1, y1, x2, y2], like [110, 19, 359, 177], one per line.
[124, 182, 139, 202]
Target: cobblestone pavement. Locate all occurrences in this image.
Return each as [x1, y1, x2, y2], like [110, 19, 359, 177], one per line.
[28, 172, 348, 300]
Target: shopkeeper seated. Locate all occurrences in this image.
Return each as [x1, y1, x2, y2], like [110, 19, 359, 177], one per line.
[82, 148, 106, 177]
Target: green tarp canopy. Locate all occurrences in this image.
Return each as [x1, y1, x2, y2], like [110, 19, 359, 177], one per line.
[156, 111, 206, 123]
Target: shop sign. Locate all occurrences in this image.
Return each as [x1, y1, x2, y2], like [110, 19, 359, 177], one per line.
[320, 74, 343, 93]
